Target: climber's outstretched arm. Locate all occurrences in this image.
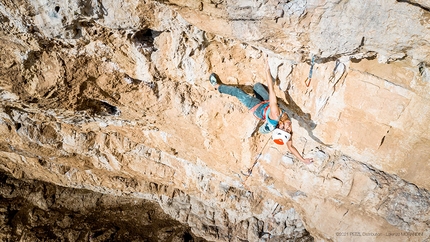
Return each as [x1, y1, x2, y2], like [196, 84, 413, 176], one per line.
[286, 138, 313, 164]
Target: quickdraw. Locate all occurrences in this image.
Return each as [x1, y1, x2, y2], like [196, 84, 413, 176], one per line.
[304, 55, 315, 87]
[328, 59, 346, 84]
[328, 60, 340, 83]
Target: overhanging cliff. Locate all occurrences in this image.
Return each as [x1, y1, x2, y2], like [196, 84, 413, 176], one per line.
[0, 0, 429, 241]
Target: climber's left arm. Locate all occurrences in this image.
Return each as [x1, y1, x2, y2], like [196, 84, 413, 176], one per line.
[286, 138, 313, 164]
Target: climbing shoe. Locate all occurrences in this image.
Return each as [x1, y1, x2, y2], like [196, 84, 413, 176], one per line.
[209, 73, 219, 86]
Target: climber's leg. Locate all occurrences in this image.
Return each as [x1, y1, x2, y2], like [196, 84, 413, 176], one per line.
[218, 85, 261, 109]
[209, 73, 220, 88]
[253, 82, 269, 101]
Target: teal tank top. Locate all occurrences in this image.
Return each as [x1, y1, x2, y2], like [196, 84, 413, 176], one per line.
[258, 107, 282, 134]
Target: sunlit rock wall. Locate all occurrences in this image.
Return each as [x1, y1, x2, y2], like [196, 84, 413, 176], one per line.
[165, 0, 430, 190]
[0, 0, 429, 241]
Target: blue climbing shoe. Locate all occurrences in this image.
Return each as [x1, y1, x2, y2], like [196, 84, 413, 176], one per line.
[209, 73, 219, 86]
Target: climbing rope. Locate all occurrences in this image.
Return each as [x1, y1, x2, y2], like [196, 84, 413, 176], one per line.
[304, 55, 315, 87]
[241, 136, 272, 184]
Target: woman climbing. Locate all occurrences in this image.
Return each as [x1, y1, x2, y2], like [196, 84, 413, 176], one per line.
[208, 56, 313, 165]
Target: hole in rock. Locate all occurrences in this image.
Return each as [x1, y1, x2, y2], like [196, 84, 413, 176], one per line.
[78, 99, 121, 116]
[131, 29, 161, 50]
[54, 6, 60, 12]
[183, 231, 193, 241]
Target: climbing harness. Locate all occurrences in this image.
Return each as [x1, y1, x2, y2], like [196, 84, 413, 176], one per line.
[304, 55, 315, 87]
[249, 100, 269, 119]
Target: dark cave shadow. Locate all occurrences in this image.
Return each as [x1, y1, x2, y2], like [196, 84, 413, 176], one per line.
[279, 83, 332, 147]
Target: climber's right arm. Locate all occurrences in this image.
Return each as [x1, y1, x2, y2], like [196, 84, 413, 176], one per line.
[265, 57, 281, 120]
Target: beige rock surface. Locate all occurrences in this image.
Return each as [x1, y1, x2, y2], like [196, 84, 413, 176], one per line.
[0, 170, 205, 241]
[0, 0, 429, 241]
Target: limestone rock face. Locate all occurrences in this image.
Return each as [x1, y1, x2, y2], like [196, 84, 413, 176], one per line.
[0, 0, 429, 241]
[167, 0, 430, 63]
[0, 171, 204, 241]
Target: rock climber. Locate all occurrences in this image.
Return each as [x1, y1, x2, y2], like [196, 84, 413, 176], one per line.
[208, 56, 313, 165]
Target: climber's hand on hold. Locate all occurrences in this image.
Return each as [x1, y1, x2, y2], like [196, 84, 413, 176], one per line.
[302, 158, 313, 165]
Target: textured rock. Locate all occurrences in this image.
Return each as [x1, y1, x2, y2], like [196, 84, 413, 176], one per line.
[0, 170, 204, 242]
[167, 0, 430, 63]
[0, 0, 429, 241]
